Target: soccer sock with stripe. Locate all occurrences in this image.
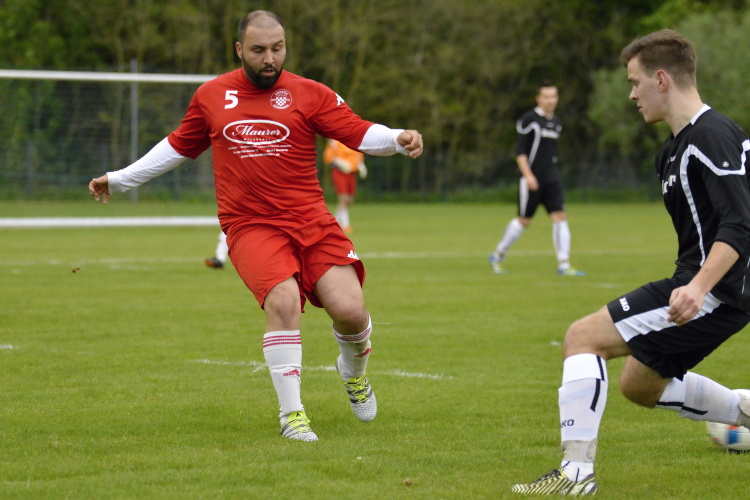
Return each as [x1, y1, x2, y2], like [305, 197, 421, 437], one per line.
[656, 372, 741, 425]
[559, 353, 608, 479]
[553, 220, 571, 269]
[494, 218, 525, 257]
[333, 316, 372, 380]
[263, 330, 304, 418]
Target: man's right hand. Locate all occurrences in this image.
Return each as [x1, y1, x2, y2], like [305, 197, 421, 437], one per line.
[524, 173, 539, 191]
[89, 174, 111, 204]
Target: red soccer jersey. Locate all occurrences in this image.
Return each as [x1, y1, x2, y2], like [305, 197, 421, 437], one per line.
[168, 69, 374, 231]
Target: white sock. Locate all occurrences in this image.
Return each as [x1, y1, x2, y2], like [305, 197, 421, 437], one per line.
[333, 316, 372, 379]
[656, 372, 741, 425]
[559, 353, 607, 478]
[263, 331, 304, 418]
[341, 209, 350, 228]
[494, 218, 525, 257]
[215, 232, 229, 263]
[335, 207, 343, 225]
[336, 207, 350, 228]
[553, 220, 571, 269]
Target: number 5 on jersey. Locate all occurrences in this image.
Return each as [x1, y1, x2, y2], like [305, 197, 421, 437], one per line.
[225, 90, 239, 109]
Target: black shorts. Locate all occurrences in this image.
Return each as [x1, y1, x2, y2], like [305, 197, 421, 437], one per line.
[518, 174, 565, 218]
[606, 275, 750, 379]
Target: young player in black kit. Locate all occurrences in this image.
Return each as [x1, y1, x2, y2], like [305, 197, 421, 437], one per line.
[490, 82, 584, 276]
[511, 29, 750, 496]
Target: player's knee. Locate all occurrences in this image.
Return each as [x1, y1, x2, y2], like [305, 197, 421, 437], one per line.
[619, 382, 640, 405]
[264, 285, 299, 323]
[619, 375, 660, 408]
[330, 304, 368, 334]
[550, 211, 566, 223]
[562, 318, 593, 356]
[620, 382, 655, 407]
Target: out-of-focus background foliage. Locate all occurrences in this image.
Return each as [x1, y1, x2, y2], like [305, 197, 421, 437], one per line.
[1, 0, 749, 202]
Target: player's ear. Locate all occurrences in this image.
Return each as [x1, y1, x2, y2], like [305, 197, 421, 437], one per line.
[235, 41, 243, 60]
[655, 69, 669, 91]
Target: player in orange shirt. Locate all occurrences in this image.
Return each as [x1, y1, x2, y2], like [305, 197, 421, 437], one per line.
[88, 10, 423, 442]
[324, 138, 367, 234]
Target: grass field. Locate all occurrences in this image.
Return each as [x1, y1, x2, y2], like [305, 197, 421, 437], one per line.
[1, 201, 748, 499]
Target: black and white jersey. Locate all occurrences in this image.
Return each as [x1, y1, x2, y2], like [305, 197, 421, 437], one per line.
[656, 105, 750, 310]
[515, 107, 562, 177]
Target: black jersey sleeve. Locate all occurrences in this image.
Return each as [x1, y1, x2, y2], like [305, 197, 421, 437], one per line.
[515, 112, 536, 157]
[695, 128, 750, 255]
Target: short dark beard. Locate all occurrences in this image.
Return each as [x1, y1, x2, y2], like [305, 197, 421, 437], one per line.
[241, 59, 282, 89]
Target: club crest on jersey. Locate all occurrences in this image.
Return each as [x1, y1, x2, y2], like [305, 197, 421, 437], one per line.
[223, 120, 290, 145]
[270, 89, 292, 109]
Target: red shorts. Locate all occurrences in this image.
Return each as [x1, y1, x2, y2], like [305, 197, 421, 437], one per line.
[226, 212, 365, 311]
[332, 169, 358, 196]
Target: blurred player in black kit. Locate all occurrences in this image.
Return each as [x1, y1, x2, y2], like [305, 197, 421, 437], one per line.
[490, 82, 584, 277]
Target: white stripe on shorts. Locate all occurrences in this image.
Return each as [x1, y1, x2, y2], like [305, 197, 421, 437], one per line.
[519, 177, 529, 216]
[614, 293, 722, 342]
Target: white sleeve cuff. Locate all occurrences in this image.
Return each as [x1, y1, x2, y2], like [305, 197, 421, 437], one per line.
[358, 124, 408, 156]
[107, 137, 187, 193]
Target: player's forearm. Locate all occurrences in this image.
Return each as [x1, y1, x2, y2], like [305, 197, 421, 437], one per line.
[692, 241, 740, 294]
[107, 138, 187, 193]
[516, 155, 533, 176]
[358, 124, 408, 156]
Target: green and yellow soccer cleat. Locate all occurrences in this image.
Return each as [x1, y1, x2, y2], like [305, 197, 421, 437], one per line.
[336, 358, 377, 422]
[511, 469, 598, 496]
[558, 267, 585, 277]
[280, 411, 318, 442]
[489, 254, 508, 275]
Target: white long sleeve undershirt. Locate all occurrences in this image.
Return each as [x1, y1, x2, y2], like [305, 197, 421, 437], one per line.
[107, 138, 187, 193]
[358, 124, 408, 156]
[106, 124, 407, 193]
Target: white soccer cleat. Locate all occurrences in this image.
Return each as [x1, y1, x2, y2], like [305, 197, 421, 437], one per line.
[280, 411, 319, 442]
[336, 358, 377, 422]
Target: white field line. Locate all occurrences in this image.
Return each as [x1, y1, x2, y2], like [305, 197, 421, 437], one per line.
[192, 358, 453, 380]
[0, 252, 489, 267]
[1, 257, 210, 267]
[0, 249, 668, 268]
[0, 216, 219, 229]
[0, 349, 450, 379]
